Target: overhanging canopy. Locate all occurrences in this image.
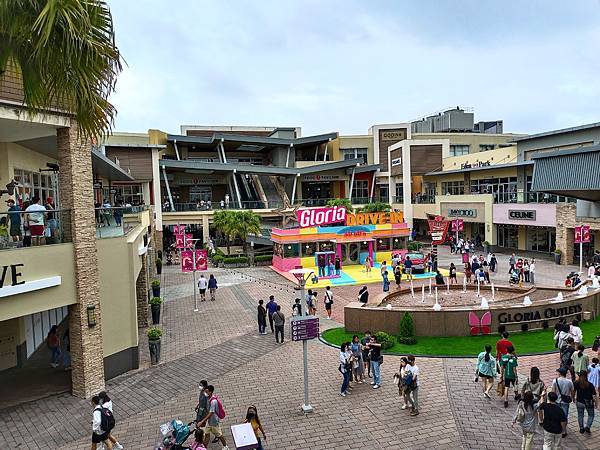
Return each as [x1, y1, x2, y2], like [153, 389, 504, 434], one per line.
[92, 151, 134, 182]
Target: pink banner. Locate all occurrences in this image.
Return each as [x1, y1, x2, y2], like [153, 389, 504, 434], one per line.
[181, 249, 208, 272]
[173, 225, 186, 234]
[175, 233, 194, 249]
[296, 206, 346, 228]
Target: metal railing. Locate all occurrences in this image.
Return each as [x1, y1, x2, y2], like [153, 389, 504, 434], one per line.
[525, 192, 577, 204]
[0, 209, 71, 250]
[296, 198, 336, 207]
[351, 197, 370, 205]
[169, 200, 285, 212]
[412, 194, 436, 204]
[95, 206, 147, 239]
[494, 192, 518, 204]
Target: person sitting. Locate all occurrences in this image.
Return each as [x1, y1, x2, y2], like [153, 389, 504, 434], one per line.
[434, 270, 445, 286]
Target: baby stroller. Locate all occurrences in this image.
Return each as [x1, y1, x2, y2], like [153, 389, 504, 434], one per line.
[508, 269, 519, 285]
[156, 419, 195, 450]
[565, 271, 581, 288]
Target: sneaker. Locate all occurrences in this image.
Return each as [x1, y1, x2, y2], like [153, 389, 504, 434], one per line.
[50, 363, 58, 368]
[222, 446, 229, 450]
[483, 392, 490, 399]
[372, 384, 380, 389]
[401, 405, 407, 410]
[358, 380, 363, 384]
[585, 427, 591, 434]
[339, 392, 346, 397]
[410, 410, 419, 416]
[370, 381, 375, 385]
[580, 428, 585, 434]
[504, 401, 508, 408]
[115, 444, 124, 450]
[344, 390, 351, 395]
[212, 437, 220, 443]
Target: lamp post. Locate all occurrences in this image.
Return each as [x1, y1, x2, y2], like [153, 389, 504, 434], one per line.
[184, 234, 201, 312]
[289, 268, 315, 414]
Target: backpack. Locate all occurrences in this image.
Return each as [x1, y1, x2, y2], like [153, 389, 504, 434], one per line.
[210, 396, 226, 420]
[593, 336, 600, 352]
[97, 406, 115, 432]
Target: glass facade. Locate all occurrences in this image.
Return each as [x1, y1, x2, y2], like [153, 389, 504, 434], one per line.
[497, 224, 519, 249]
[450, 145, 470, 156]
[527, 227, 555, 253]
[342, 148, 368, 164]
[13, 168, 58, 206]
[351, 180, 369, 202]
[470, 177, 517, 202]
[442, 181, 465, 195]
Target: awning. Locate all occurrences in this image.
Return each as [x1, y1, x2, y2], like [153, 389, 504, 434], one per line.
[92, 150, 134, 182]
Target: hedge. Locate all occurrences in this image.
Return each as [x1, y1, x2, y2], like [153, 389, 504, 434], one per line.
[213, 255, 224, 264]
[255, 254, 273, 262]
[223, 256, 249, 264]
[374, 331, 396, 350]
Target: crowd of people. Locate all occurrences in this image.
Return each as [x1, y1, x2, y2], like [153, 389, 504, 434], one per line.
[1, 196, 58, 248]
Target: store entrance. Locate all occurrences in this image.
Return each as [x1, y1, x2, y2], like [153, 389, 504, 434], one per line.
[302, 182, 332, 205]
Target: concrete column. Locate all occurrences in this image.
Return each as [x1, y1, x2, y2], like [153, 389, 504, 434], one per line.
[136, 256, 149, 328]
[202, 214, 210, 244]
[57, 120, 105, 398]
[151, 148, 162, 229]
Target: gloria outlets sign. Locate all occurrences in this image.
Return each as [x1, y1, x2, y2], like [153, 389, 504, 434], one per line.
[297, 206, 347, 228]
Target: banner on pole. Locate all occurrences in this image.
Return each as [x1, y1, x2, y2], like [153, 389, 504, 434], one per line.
[181, 249, 208, 272]
[451, 219, 464, 232]
[175, 233, 194, 249]
[173, 225, 186, 234]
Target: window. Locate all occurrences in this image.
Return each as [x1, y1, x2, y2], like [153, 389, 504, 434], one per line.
[441, 181, 464, 195]
[450, 145, 469, 156]
[342, 148, 368, 164]
[13, 168, 57, 205]
[351, 180, 369, 203]
[376, 238, 391, 251]
[479, 144, 495, 152]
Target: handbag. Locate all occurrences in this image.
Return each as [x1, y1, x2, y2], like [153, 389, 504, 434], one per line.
[555, 378, 572, 403]
[515, 403, 525, 423]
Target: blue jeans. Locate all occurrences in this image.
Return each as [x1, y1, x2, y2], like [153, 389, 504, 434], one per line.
[341, 369, 350, 393]
[559, 402, 570, 423]
[318, 266, 325, 277]
[576, 401, 595, 429]
[256, 437, 264, 450]
[51, 347, 61, 365]
[336, 268, 340, 275]
[371, 360, 381, 385]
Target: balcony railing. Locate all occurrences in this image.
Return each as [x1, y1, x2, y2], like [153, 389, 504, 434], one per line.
[494, 192, 518, 204]
[351, 197, 370, 205]
[95, 206, 147, 239]
[525, 192, 577, 204]
[0, 209, 71, 251]
[168, 201, 285, 212]
[412, 194, 436, 204]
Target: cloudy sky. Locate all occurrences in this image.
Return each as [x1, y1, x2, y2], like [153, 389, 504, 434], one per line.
[108, 0, 600, 137]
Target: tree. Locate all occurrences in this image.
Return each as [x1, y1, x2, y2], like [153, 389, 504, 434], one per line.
[326, 198, 353, 211]
[0, 0, 123, 138]
[361, 201, 391, 213]
[212, 210, 262, 254]
[212, 210, 235, 254]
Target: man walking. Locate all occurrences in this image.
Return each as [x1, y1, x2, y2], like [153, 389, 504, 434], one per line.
[266, 296, 278, 333]
[272, 305, 285, 344]
[198, 274, 208, 302]
[197, 385, 229, 450]
[509, 253, 516, 273]
[538, 391, 567, 450]
[6, 199, 22, 243]
[552, 367, 574, 438]
[257, 300, 267, 334]
[324, 286, 334, 319]
[406, 355, 420, 416]
[404, 255, 413, 281]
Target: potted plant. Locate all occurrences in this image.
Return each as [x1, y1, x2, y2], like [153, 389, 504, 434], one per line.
[147, 327, 162, 365]
[483, 240, 490, 255]
[151, 279, 160, 297]
[155, 257, 162, 275]
[553, 248, 562, 265]
[149, 296, 162, 324]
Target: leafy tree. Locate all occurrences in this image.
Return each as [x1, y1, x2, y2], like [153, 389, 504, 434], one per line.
[398, 312, 417, 345]
[361, 201, 391, 213]
[326, 198, 353, 211]
[212, 210, 261, 254]
[212, 210, 235, 254]
[0, 0, 123, 138]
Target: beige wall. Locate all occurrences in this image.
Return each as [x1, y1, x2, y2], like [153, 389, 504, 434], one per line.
[0, 244, 77, 321]
[413, 132, 520, 158]
[437, 194, 495, 243]
[338, 135, 375, 165]
[442, 146, 517, 171]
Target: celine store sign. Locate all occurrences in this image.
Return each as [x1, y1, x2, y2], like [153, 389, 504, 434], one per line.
[0, 264, 61, 298]
[509, 210, 536, 220]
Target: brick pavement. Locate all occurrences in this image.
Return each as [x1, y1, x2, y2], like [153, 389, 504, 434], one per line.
[1, 265, 599, 449]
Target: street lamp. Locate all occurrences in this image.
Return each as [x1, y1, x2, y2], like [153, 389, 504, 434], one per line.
[289, 267, 315, 414]
[183, 234, 201, 312]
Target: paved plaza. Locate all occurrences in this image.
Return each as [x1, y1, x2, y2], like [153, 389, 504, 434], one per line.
[0, 248, 598, 449]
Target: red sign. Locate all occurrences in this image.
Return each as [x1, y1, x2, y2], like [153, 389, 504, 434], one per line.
[181, 249, 208, 272]
[451, 219, 464, 232]
[575, 225, 591, 244]
[297, 206, 346, 228]
[173, 225, 186, 234]
[427, 215, 449, 245]
[175, 233, 194, 249]
[343, 231, 367, 238]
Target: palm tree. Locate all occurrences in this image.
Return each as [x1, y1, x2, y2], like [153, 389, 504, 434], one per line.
[212, 210, 235, 254]
[361, 201, 391, 213]
[326, 198, 353, 211]
[0, 0, 122, 138]
[235, 211, 262, 253]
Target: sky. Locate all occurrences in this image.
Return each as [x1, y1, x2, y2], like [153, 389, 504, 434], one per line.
[108, 0, 600, 137]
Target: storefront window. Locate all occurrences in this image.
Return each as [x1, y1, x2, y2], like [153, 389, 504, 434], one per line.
[303, 242, 317, 256]
[376, 238, 391, 251]
[351, 180, 369, 203]
[342, 148, 368, 164]
[283, 243, 300, 258]
[527, 227, 555, 253]
[442, 181, 464, 195]
[13, 168, 57, 205]
[392, 237, 404, 250]
[497, 224, 518, 248]
[319, 241, 334, 252]
[450, 145, 470, 156]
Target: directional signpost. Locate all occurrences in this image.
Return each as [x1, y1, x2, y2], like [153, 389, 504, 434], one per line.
[291, 316, 320, 341]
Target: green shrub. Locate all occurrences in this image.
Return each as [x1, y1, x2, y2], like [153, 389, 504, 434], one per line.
[149, 296, 162, 306]
[151, 279, 160, 287]
[399, 312, 415, 338]
[223, 256, 249, 265]
[361, 201, 391, 213]
[213, 255, 224, 264]
[326, 198, 353, 210]
[147, 327, 162, 340]
[407, 241, 422, 251]
[255, 254, 273, 263]
[374, 331, 395, 350]
[398, 336, 418, 345]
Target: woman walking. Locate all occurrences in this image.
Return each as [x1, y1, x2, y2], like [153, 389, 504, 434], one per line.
[394, 264, 402, 287]
[364, 256, 372, 275]
[574, 370, 597, 434]
[350, 335, 365, 383]
[339, 342, 352, 397]
[476, 344, 497, 398]
[244, 405, 267, 450]
[512, 391, 539, 450]
[464, 262, 472, 283]
[523, 259, 530, 283]
[490, 253, 497, 273]
[208, 274, 218, 301]
[500, 346, 519, 408]
[449, 263, 457, 285]
[521, 366, 545, 403]
[324, 286, 334, 319]
[382, 270, 390, 292]
[47, 325, 61, 368]
[398, 357, 411, 409]
[572, 345, 590, 376]
[99, 391, 124, 450]
[257, 300, 267, 335]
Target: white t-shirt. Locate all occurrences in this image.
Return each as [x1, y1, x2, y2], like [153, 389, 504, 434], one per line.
[25, 203, 46, 225]
[570, 325, 583, 344]
[407, 364, 420, 386]
[102, 400, 113, 412]
[530, 263, 535, 274]
[325, 290, 333, 304]
[198, 278, 208, 289]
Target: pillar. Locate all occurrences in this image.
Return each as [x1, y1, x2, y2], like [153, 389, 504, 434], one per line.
[368, 241, 374, 261]
[202, 214, 210, 244]
[136, 256, 149, 328]
[57, 120, 105, 398]
[336, 243, 342, 269]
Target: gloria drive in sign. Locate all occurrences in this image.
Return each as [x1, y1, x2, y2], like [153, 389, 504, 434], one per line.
[296, 206, 346, 228]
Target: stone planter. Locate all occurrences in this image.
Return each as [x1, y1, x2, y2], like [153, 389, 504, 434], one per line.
[224, 263, 249, 269]
[254, 260, 273, 267]
[151, 304, 161, 324]
[554, 252, 562, 265]
[152, 286, 160, 297]
[149, 338, 161, 365]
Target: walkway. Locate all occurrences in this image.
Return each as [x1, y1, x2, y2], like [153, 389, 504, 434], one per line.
[0, 263, 597, 449]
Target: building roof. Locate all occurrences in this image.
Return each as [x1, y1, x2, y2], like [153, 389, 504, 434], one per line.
[425, 160, 533, 177]
[91, 150, 135, 182]
[531, 143, 600, 160]
[511, 122, 600, 142]
[166, 132, 338, 151]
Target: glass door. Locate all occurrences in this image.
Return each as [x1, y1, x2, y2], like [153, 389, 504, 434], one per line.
[348, 243, 359, 262]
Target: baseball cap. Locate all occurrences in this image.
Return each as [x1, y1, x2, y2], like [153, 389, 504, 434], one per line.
[556, 367, 568, 376]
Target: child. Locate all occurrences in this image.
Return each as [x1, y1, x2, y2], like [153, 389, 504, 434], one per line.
[589, 357, 600, 396]
[99, 391, 124, 450]
[190, 428, 207, 450]
[245, 405, 266, 450]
